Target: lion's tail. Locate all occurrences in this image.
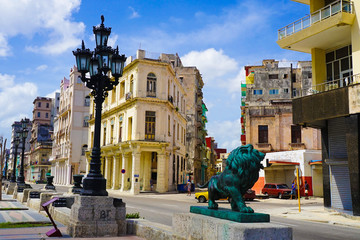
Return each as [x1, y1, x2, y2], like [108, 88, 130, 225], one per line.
[197, 180, 210, 188]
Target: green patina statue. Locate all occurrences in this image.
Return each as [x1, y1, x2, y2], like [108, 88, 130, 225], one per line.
[199, 144, 265, 213]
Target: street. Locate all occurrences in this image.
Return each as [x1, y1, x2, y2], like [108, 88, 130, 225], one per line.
[30, 183, 360, 240]
[119, 194, 360, 240]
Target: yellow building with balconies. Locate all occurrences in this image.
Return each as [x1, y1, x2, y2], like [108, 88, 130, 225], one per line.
[278, 0, 360, 216]
[87, 50, 188, 194]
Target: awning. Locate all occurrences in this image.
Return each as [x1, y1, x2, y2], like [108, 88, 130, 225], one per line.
[309, 160, 322, 165]
[269, 160, 300, 166]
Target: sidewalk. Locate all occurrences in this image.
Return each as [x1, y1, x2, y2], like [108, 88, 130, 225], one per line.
[0, 194, 144, 240]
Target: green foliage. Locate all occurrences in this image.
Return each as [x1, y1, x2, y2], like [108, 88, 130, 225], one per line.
[0, 222, 52, 228]
[126, 212, 140, 219]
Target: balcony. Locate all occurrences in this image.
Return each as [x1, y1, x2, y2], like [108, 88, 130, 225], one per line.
[277, 0, 355, 53]
[256, 143, 272, 152]
[292, 75, 360, 128]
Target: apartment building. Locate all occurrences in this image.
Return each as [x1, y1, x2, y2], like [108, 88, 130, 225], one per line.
[277, 0, 360, 215]
[87, 50, 195, 194]
[50, 67, 90, 185]
[244, 59, 322, 195]
[172, 63, 208, 185]
[28, 97, 53, 181]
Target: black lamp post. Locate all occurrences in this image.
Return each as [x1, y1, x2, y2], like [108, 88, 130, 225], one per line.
[73, 15, 126, 196]
[10, 134, 20, 183]
[4, 151, 9, 180]
[17, 118, 29, 186]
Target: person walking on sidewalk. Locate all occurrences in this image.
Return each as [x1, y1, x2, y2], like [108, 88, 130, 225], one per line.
[186, 180, 192, 196]
[305, 181, 310, 199]
[290, 181, 297, 199]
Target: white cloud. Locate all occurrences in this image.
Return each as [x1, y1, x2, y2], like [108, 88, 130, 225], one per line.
[45, 89, 60, 99]
[0, 74, 38, 130]
[0, 0, 84, 56]
[207, 119, 241, 151]
[182, 48, 238, 83]
[36, 64, 48, 71]
[129, 6, 140, 19]
[0, 33, 10, 57]
[108, 34, 119, 48]
[227, 68, 245, 93]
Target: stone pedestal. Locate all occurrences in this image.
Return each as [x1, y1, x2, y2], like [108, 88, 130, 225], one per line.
[5, 182, 16, 195]
[173, 213, 292, 240]
[67, 195, 126, 238]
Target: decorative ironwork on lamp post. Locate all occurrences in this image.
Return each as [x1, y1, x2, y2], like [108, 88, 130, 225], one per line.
[73, 15, 126, 196]
[17, 118, 29, 186]
[10, 134, 20, 183]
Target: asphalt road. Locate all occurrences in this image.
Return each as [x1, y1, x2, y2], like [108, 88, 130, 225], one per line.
[121, 195, 360, 240]
[30, 183, 360, 240]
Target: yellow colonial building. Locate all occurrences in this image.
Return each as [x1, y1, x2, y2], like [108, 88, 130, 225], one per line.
[87, 50, 187, 194]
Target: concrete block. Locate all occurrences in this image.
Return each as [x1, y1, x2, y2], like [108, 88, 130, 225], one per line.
[173, 213, 292, 240]
[127, 219, 174, 240]
[5, 182, 16, 195]
[67, 195, 127, 238]
[21, 189, 31, 203]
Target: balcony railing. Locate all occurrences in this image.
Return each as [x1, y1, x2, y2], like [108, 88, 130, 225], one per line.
[278, 0, 354, 40]
[308, 73, 360, 95]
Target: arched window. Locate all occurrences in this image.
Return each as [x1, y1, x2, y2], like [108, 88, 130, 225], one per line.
[147, 73, 156, 97]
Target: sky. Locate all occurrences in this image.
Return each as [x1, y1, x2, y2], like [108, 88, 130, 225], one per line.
[0, 0, 311, 151]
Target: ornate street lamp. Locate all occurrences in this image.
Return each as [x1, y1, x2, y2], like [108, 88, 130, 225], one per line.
[73, 15, 126, 196]
[17, 118, 29, 186]
[10, 134, 20, 183]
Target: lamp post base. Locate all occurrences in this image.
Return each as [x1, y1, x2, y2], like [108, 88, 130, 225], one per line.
[81, 176, 108, 196]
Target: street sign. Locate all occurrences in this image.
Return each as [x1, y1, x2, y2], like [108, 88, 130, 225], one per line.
[121, 169, 125, 174]
[294, 168, 302, 177]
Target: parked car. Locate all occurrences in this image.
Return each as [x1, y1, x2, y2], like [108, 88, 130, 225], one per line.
[195, 189, 256, 203]
[261, 183, 292, 199]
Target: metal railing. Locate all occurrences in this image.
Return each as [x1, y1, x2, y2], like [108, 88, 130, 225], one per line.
[278, 0, 353, 40]
[308, 73, 360, 95]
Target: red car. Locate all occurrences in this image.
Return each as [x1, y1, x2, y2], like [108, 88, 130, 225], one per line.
[261, 183, 292, 199]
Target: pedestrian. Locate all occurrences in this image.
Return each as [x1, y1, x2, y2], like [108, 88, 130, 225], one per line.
[150, 179, 154, 191]
[305, 181, 310, 200]
[186, 180, 192, 196]
[290, 181, 297, 199]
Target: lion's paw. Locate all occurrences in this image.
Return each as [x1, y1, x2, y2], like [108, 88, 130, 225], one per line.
[239, 206, 254, 213]
[208, 201, 218, 209]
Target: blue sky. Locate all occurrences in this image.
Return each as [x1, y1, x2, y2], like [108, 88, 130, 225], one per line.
[0, 0, 310, 151]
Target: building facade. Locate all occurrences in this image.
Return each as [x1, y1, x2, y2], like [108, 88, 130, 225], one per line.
[28, 97, 53, 181]
[244, 59, 322, 195]
[278, 0, 360, 215]
[87, 50, 197, 194]
[175, 65, 208, 185]
[50, 67, 90, 185]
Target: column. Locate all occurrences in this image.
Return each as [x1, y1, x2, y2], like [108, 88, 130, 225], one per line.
[143, 154, 151, 191]
[104, 156, 112, 189]
[156, 153, 168, 193]
[130, 152, 141, 195]
[120, 154, 129, 191]
[112, 155, 121, 190]
[66, 164, 72, 185]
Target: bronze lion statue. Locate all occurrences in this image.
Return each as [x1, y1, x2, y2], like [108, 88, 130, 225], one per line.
[199, 144, 264, 213]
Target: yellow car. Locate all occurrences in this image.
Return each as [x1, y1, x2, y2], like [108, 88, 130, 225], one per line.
[194, 191, 228, 203]
[195, 190, 256, 203]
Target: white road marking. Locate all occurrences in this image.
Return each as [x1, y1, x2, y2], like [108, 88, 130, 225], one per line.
[271, 221, 297, 227]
